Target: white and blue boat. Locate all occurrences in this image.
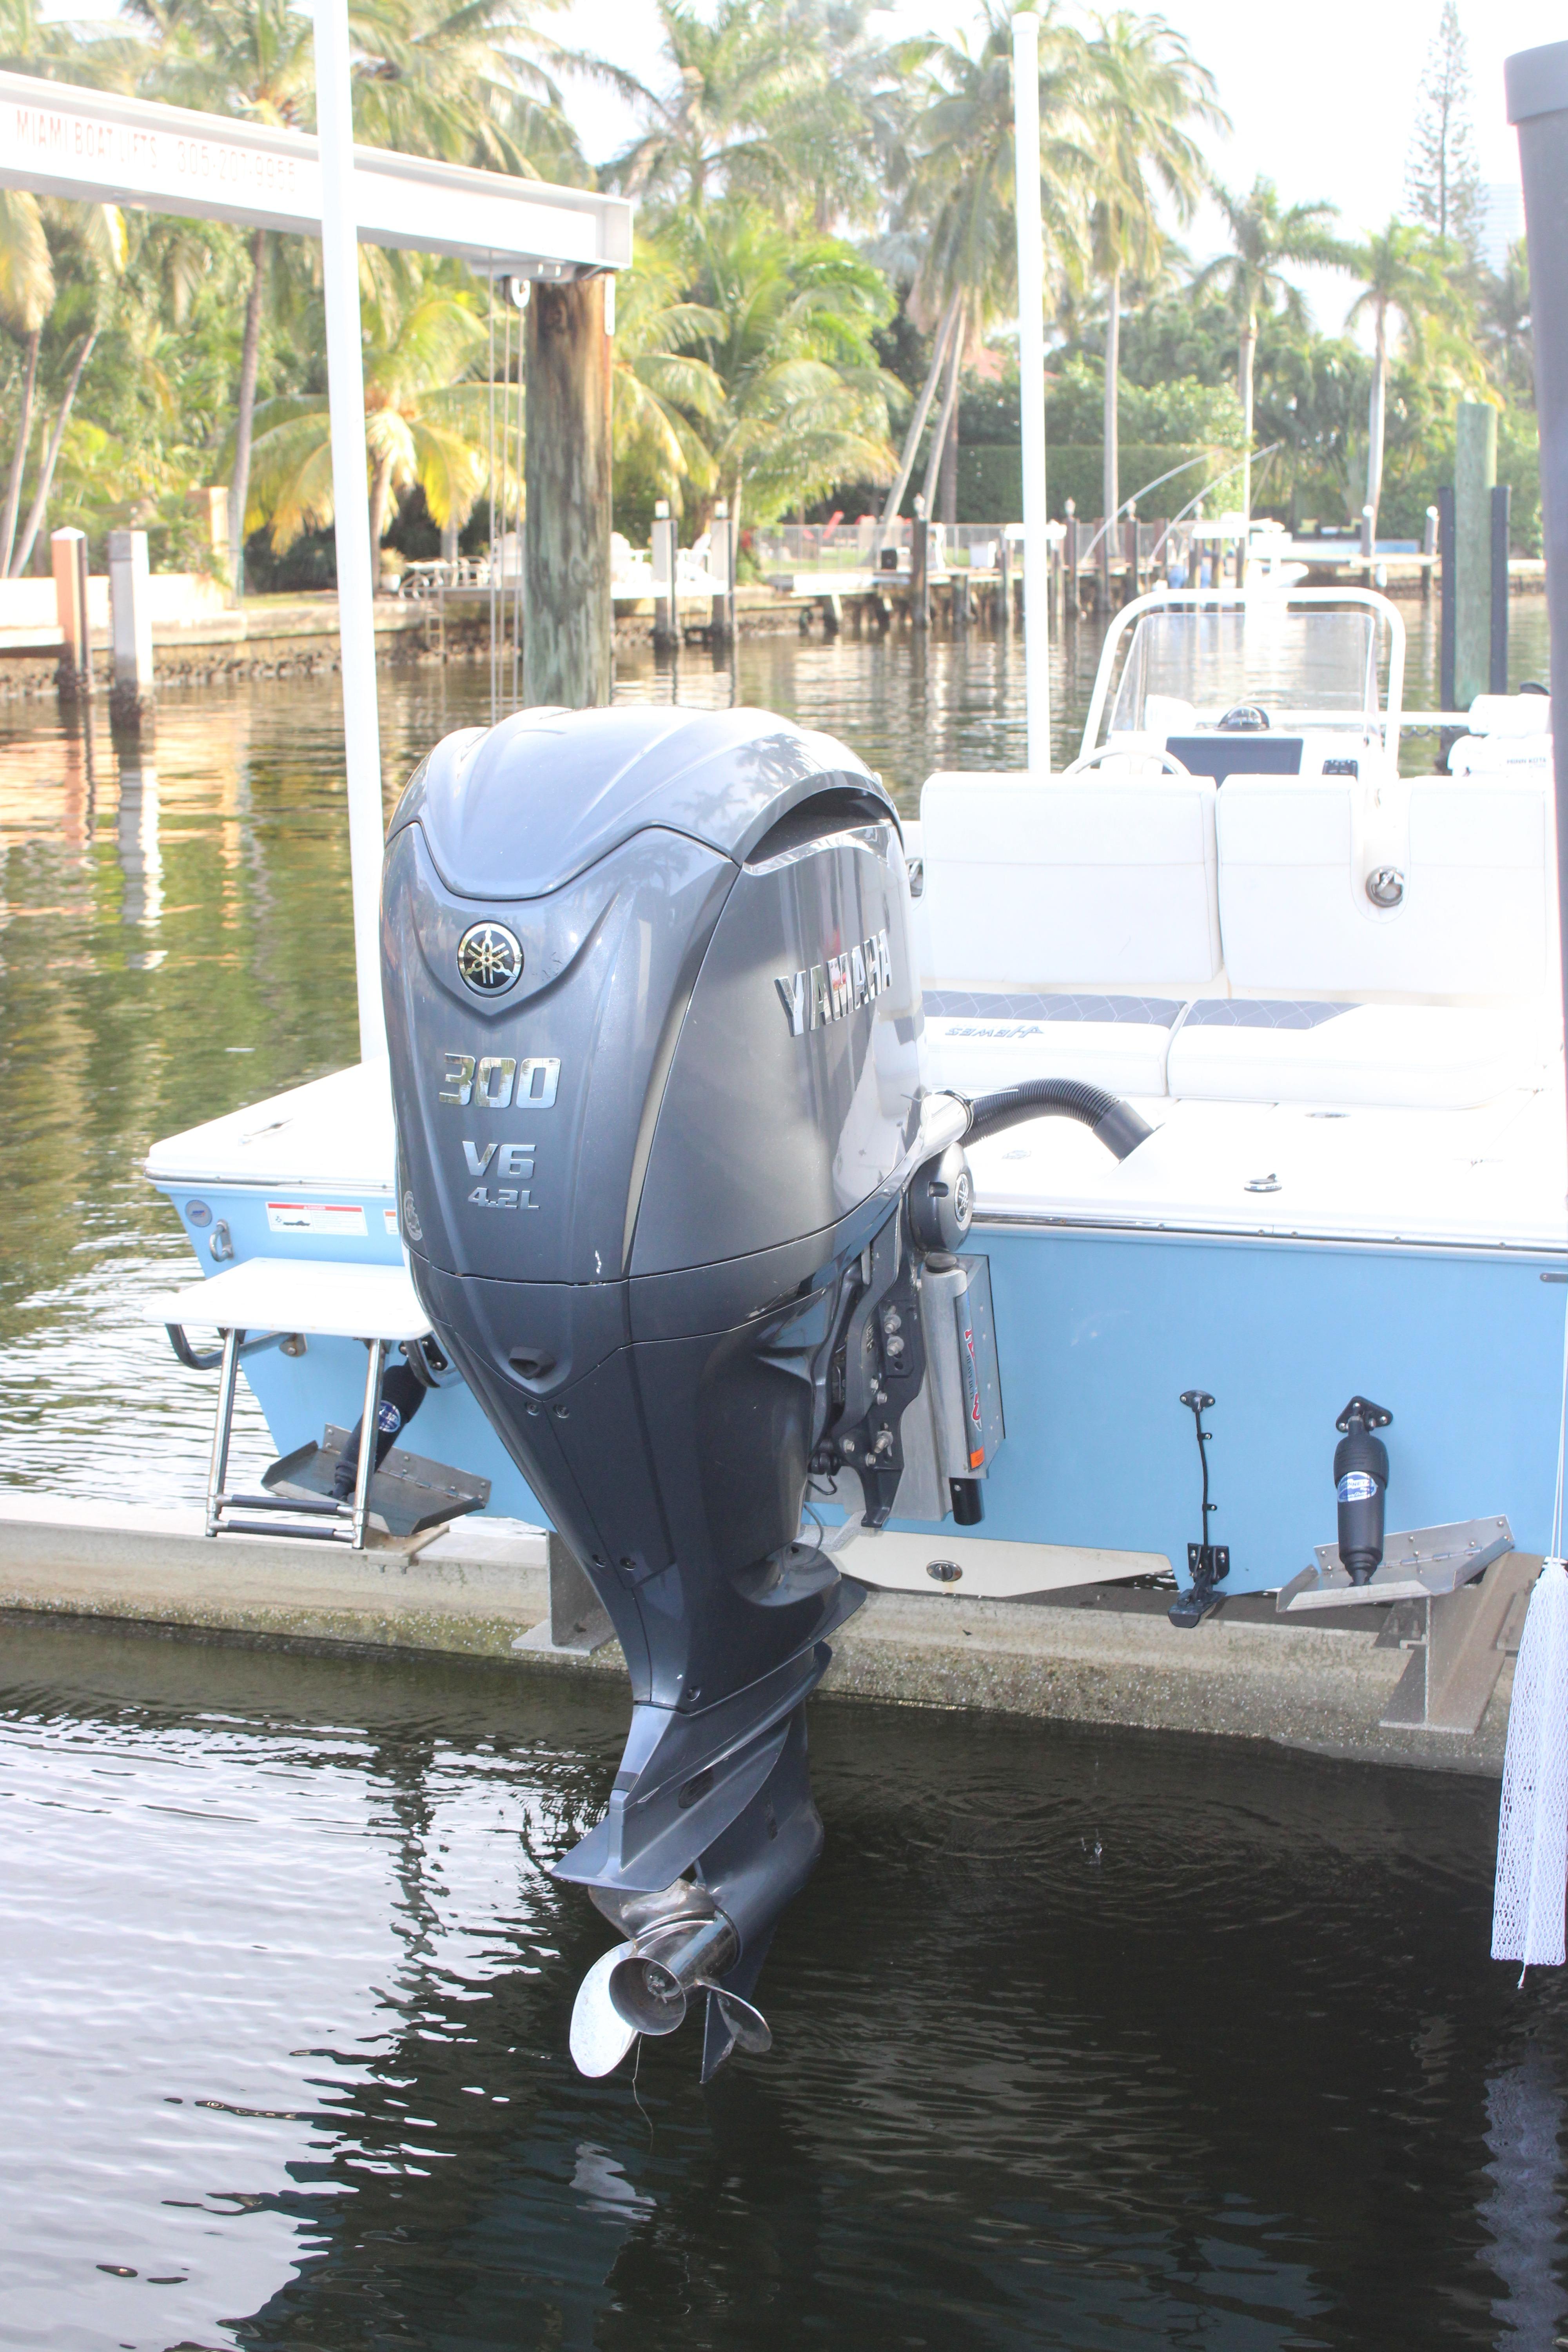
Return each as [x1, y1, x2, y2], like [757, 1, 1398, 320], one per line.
[142, 583, 1565, 1617]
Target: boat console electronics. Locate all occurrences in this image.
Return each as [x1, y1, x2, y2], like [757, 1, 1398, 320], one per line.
[379, 706, 1149, 2078]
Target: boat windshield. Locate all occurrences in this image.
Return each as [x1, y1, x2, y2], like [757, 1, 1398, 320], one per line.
[1106, 603, 1383, 740]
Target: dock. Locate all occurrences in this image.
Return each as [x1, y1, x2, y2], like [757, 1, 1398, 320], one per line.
[0, 1492, 1524, 1779]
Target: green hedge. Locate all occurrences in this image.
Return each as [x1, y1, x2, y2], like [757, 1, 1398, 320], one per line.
[955, 442, 1238, 524]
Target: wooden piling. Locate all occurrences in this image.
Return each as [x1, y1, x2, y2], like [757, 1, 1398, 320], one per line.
[910, 508, 929, 632]
[523, 275, 612, 709]
[51, 527, 92, 704]
[1454, 399, 1498, 710]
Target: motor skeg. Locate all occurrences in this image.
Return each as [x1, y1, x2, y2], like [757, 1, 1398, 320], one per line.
[380, 704, 940, 2076]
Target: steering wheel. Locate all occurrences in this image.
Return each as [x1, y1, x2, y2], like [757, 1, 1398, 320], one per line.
[1218, 703, 1271, 731]
[1062, 742, 1195, 779]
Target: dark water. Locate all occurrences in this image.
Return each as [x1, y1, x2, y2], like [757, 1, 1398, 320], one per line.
[0, 610, 1561, 2348]
[4, 1613, 1568, 2351]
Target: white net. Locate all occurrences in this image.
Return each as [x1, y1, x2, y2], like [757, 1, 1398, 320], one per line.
[1492, 1559, 1568, 1967]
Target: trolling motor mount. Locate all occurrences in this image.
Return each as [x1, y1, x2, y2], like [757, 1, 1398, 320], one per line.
[1169, 1388, 1230, 1628]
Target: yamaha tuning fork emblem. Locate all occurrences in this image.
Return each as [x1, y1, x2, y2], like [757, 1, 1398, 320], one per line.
[456, 921, 523, 994]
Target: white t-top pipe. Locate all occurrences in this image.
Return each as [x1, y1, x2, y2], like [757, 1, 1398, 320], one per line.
[1013, 10, 1051, 777]
[314, 0, 387, 1060]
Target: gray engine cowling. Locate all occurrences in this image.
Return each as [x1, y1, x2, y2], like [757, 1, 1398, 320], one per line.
[381, 704, 970, 2078]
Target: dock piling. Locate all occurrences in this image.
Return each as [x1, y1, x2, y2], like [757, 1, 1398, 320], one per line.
[1454, 398, 1498, 710]
[107, 528, 155, 735]
[1490, 483, 1512, 693]
[651, 502, 676, 652]
[50, 526, 91, 704]
[523, 275, 613, 708]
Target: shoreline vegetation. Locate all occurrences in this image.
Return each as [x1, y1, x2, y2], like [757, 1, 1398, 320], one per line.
[0, 0, 1537, 596]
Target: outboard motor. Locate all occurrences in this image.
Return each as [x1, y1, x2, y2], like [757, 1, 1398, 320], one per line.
[381, 706, 1151, 2079]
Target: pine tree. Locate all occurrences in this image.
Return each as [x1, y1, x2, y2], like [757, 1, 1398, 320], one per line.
[1405, 0, 1483, 254]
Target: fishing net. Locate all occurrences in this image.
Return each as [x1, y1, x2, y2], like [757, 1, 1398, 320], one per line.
[1492, 1559, 1568, 1968]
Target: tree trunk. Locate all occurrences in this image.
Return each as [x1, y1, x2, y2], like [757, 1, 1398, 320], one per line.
[920, 315, 964, 513]
[523, 275, 612, 709]
[1238, 319, 1257, 525]
[367, 445, 395, 585]
[1, 328, 41, 577]
[1365, 308, 1387, 529]
[11, 326, 98, 579]
[938, 390, 958, 526]
[1102, 265, 1121, 529]
[227, 227, 267, 593]
[1102, 266, 1120, 605]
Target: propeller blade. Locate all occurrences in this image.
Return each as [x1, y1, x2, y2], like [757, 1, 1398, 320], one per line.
[570, 1942, 639, 2078]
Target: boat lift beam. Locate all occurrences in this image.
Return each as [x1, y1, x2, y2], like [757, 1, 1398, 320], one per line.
[0, 67, 633, 278]
[0, 48, 633, 1060]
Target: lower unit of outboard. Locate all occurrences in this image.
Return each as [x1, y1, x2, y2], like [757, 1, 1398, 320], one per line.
[381, 705, 1151, 2078]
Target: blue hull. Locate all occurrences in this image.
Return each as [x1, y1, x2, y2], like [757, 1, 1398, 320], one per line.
[161, 1185, 1561, 1592]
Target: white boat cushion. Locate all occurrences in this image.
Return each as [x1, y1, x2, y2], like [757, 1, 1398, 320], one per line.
[923, 990, 1181, 1099]
[1167, 998, 1541, 1109]
[919, 772, 1221, 991]
[1216, 775, 1553, 1000]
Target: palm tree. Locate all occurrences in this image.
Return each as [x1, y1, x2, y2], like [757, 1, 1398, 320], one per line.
[4, 197, 127, 576]
[591, 0, 818, 214]
[1080, 10, 1226, 534]
[1477, 238, 1531, 403]
[240, 272, 498, 560]
[677, 201, 899, 531]
[1193, 179, 1347, 522]
[131, 0, 314, 579]
[1344, 217, 1455, 531]
[889, 2, 1088, 525]
[0, 191, 54, 575]
[132, 0, 580, 587]
[610, 237, 724, 517]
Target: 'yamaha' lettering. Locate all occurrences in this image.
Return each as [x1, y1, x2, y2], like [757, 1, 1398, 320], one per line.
[774, 927, 892, 1035]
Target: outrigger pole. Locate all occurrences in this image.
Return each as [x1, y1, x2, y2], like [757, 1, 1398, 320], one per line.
[1507, 42, 1568, 1178]
[1013, 9, 1051, 778]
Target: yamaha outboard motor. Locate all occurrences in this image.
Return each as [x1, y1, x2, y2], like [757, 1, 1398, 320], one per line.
[381, 705, 1151, 2080]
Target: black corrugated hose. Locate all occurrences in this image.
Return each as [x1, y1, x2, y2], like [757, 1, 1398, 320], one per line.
[964, 1079, 1154, 1161]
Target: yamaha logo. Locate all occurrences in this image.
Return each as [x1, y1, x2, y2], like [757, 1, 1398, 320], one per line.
[457, 921, 523, 995]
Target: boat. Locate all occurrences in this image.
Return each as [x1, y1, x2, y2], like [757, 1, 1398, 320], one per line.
[142, 586, 1564, 1614]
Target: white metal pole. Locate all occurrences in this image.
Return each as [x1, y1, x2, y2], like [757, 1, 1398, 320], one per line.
[314, 0, 387, 1060]
[1012, 10, 1051, 776]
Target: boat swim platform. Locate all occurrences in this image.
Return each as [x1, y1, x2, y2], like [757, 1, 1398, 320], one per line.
[0, 1490, 1529, 1779]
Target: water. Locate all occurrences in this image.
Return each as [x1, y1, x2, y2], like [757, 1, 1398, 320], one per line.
[0, 609, 1561, 2347]
[4, 1613, 1568, 2350]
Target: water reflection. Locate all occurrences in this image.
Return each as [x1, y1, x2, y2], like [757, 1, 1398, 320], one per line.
[114, 756, 163, 938]
[1483, 2047, 1568, 2345]
[6, 1616, 1568, 2350]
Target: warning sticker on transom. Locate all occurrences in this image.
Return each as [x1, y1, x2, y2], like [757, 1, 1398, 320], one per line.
[266, 1201, 369, 1238]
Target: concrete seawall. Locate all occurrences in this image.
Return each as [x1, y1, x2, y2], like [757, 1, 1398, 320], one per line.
[0, 1494, 1520, 1778]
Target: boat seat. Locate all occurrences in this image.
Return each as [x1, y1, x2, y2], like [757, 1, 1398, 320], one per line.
[920, 771, 1221, 982]
[922, 989, 1183, 1099]
[1166, 998, 1545, 1109]
[918, 773, 1223, 1100]
[1193, 774, 1556, 1106]
[1215, 774, 1553, 1000]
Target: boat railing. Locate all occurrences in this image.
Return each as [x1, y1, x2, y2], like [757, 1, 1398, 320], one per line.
[1076, 586, 1408, 769]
